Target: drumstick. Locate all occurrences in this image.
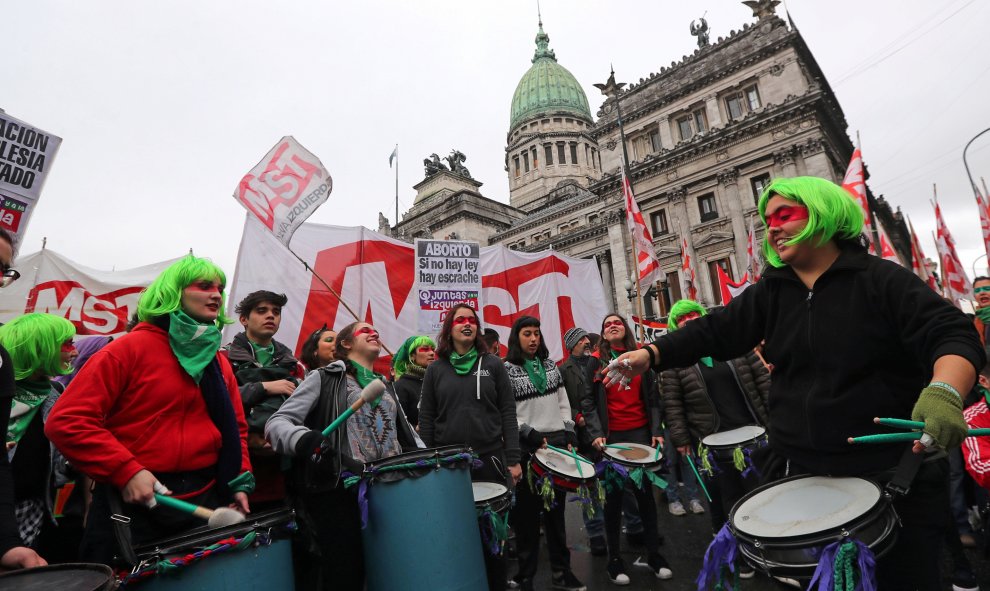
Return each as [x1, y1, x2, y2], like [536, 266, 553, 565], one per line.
[602, 444, 632, 451]
[654, 444, 662, 462]
[546, 444, 586, 478]
[683, 455, 712, 503]
[850, 429, 990, 444]
[874, 417, 924, 430]
[153, 494, 246, 528]
[321, 379, 386, 437]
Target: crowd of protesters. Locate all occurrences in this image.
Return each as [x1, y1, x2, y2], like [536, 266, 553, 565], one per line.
[1, 175, 990, 591]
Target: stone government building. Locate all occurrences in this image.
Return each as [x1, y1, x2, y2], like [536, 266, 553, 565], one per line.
[383, 0, 911, 321]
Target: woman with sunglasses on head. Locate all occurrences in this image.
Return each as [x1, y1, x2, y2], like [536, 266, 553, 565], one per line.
[502, 316, 585, 591]
[392, 335, 436, 428]
[582, 313, 671, 585]
[266, 321, 420, 591]
[418, 303, 520, 591]
[299, 325, 337, 374]
[605, 177, 984, 589]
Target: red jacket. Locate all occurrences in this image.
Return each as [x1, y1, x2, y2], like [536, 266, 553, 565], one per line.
[45, 323, 251, 490]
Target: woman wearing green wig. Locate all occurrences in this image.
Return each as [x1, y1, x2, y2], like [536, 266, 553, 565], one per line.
[392, 335, 436, 427]
[605, 176, 983, 588]
[46, 256, 254, 565]
[0, 313, 75, 550]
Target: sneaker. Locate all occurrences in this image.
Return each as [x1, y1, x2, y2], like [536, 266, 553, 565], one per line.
[625, 530, 645, 546]
[607, 557, 631, 586]
[960, 533, 978, 548]
[551, 570, 587, 591]
[952, 568, 980, 591]
[689, 499, 706, 514]
[648, 553, 673, 580]
[668, 501, 687, 516]
[738, 564, 755, 579]
[507, 577, 533, 591]
[589, 535, 607, 556]
[773, 576, 802, 588]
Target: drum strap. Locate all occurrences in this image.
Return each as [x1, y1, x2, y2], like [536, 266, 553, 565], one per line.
[884, 447, 924, 498]
[106, 487, 140, 567]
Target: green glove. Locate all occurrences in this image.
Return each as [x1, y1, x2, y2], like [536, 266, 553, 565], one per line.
[910, 385, 966, 449]
[228, 471, 256, 495]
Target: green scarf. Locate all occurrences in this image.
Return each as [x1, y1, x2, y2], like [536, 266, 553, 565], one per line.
[524, 357, 548, 394]
[977, 307, 990, 323]
[699, 357, 714, 368]
[250, 341, 275, 366]
[168, 310, 222, 384]
[347, 360, 385, 407]
[449, 347, 479, 376]
[404, 362, 427, 380]
[8, 380, 52, 444]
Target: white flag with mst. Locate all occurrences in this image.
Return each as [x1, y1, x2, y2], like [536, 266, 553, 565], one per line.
[234, 136, 332, 247]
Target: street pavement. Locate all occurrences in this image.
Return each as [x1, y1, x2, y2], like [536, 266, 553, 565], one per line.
[519, 489, 989, 591]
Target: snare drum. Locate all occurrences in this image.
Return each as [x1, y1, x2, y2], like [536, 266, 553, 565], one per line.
[729, 475, 898, 578]
[361, 445, 486, 591]
[701, 425, 768, 463]
[0, 563, 116, 590]
[530, 447, 596, 491]
[473, 480, 512, 515]
[473, 481, 512, 555]
[602, 442, 664, 472]
[123, 508, 296, 590]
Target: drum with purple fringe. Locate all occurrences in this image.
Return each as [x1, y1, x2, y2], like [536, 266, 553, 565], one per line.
[698, 475, 897, 589]
[596, 443, 669, 496]
[698, 425, 767, 478]
[357, 445, 486, 591]
[472, 480, 512, 555]
[529, 447, 603, 517]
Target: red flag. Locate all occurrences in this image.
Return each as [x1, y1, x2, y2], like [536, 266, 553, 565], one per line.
[908, 217, 938, 291]
[976, 187, 990, 263]
[621, 170, 663, 289]
[680, 238, 698, 301]
[841, 147, 876, 255]
[716, 266, 751, 305]
[876, 223, 903, 266]
[934, 201, 973, 303]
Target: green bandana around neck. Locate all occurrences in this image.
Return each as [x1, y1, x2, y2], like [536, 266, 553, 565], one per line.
[449, 347, 479, 376]
[977, 307, 990, 323]
[404, 362, 427, 380]
[347, 360, 385, 407]
[700, 357, 714, 368]
[168, 310, 222, 384]
[8, 381, 52, 444]
[524, 357, 548, 394]
[250, 341, 275, 366]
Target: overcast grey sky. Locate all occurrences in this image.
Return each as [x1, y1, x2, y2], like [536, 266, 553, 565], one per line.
[5, 0, 990, 279]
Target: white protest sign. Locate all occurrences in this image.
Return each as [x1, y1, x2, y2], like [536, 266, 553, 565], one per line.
[414, 239, 481, 333]
[0, 112, 62, 201]
[233, 136, 332, 247]
[0, 190, 35, 242]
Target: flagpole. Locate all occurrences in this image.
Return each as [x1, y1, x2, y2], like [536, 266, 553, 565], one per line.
[394, 144, 399, 229]
[855, 130, 881, 252]
[964, 128, 990, 197]
[982, 177, 988, 199]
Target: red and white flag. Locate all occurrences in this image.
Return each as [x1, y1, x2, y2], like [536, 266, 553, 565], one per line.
[234, 136, 333, 247]
[908, 217, 938, 291]
[746, 216, 761, 282]
[842, 146, 876, 255]
[680, 237, 698, 301]
[976, 186, 990, 263]
[876, 222, 904, 266]
[622, 171, 664, 289]
[716, 266, 751, 305]
[934, 201, 973, 303]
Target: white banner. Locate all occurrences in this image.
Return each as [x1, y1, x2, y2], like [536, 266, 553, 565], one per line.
[225, 218, 609, 361]
[0, 249, 178, 336]
[234, 136, 332, 247]
[414, 239, 481, 333]
[0, 112, 62, 201]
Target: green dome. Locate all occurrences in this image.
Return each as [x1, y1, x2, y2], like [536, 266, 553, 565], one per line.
[509, 23, 592, 132]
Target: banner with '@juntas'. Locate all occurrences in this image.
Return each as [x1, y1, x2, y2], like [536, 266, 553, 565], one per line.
[0, 248, 179, 337]
[0, 112, 62, 242]
[233, 136, 332, 248]
[225, 217, 609, 361]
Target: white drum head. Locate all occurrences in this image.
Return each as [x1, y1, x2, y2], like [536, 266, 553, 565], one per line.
[732, 476, 881, 539]
[534, 448, 595, 479]
[603, 442, 661, 465]
[702, 425, 766, 447]
[472, 481, 508, 503]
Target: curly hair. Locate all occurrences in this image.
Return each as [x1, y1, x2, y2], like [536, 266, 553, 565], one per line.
[137, 255, 233, 327]
[0, 313, 76, 380]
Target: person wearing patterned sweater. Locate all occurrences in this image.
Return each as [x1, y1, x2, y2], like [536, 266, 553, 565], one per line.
[503, 316, 585, 591]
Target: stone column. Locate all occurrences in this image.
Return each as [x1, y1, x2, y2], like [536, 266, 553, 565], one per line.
[704, 94, 723, 129]
[774, 147, 799, 177]
[606, 214, 634, 319]
[597, 251, 618, 313]
[800, 138, 833, 181]
[667, 186, 692, 301]
[658, 115, 673, 149]
[717, 168, 749, 273]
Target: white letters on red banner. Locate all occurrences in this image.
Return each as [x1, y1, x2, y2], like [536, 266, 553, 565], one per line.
[225, 218, 609, 361]
[0, 249, 178, 336]
[234, 137, 332, 247]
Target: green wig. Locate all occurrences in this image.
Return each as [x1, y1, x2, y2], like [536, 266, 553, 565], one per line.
[757, 176, 865, 268]
[137, 255, 233, 327]
[0, 313, 76, 380]
[667, 299, 706, 332]
[392, 335, 436, 378]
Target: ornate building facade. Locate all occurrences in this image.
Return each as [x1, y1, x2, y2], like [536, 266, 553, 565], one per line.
[391, 1, 905, 320]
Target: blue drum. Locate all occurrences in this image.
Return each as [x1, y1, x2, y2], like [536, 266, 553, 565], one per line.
[0, 563, 115, 590]
[360, 445, 486, 591]
[121, 508, 296, 590]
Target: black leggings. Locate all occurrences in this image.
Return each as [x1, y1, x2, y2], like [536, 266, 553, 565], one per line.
[604, 427, 660, 559]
